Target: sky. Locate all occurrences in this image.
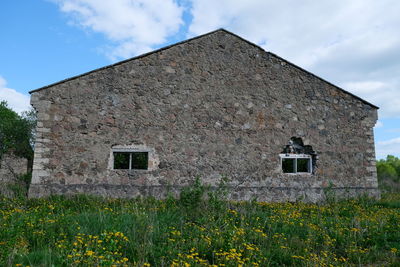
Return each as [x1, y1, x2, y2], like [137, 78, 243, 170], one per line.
[0, 0, 399, 159]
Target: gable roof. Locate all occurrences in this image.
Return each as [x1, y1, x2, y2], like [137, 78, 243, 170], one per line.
[29, 29, 378, 109]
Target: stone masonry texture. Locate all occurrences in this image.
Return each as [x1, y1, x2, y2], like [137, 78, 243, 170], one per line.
[28, 29, 379, 202]
[0, 153, 28, 197]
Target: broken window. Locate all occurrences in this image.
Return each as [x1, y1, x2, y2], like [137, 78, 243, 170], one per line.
[113, 151, 148, 170]
[280, 137, 317, 174]
[280, 154, 312, 173]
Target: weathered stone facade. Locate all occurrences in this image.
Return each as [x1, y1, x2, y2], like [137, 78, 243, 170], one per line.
[0, 153, 28, 197]
[28, 29, 379, 202]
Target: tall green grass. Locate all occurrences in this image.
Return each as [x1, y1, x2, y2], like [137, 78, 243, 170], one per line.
[0, 186, 399, 266]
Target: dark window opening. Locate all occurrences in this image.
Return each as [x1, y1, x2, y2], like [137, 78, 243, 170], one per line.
[282, 158, 295, 173]
[297, 158, 310, 173]
[281, 156, 311, 174]
[113, 152, 148, 170]
[114, 152, 130, 169]
[132, 152, 148, 170]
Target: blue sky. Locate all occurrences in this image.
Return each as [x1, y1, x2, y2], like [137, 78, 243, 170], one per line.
[1, 0, 399, 159]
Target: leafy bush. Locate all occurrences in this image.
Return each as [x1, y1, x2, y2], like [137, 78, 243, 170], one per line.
[377, 155, 400, 192]
[179, 176, 206, 210]
[0, 101, 36, 162]
[207, 176, 229, 211]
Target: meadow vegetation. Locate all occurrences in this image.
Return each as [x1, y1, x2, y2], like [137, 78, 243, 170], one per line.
[1, 180, 399, 266]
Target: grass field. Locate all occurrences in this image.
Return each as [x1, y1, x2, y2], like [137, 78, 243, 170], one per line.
[0, 186, 399, 266]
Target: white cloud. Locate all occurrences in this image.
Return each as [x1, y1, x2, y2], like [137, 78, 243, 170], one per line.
[376, 137, 400, 158]
[53, 0, 184, 60]
[342, 80, 400, 118]
[0, 76, 31, 114]
[189, 0, 400, 67]
[51, 0, 400, 118]
[188, 0, 400, 118]
[374, 121, 383, 128]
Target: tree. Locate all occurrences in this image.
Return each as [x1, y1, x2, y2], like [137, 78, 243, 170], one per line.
[385, 155, 400, 176]
[376, 155, 400, 193]
[377, 162, 397, 180]
[0, 101, 36, 163]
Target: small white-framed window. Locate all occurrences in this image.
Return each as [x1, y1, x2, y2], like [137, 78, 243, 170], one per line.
[113, 150, 149, 170]
[280, 154, 312, 174]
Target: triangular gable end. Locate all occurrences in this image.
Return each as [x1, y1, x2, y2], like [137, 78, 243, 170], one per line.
[29, 28, 378, 110]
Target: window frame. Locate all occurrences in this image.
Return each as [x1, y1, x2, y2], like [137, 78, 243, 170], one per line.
[279, 153, 312, 174]
[112, 149, 149, 171]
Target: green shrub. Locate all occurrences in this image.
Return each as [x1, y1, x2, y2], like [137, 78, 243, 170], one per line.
[178, 176, 206, 210]
[377, 155, 400, 192]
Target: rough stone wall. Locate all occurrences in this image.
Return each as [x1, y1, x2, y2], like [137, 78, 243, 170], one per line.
[0, 153, 28, 196]
[28, 30, 379, 202]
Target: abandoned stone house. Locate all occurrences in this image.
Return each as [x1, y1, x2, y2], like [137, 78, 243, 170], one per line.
[28, 29, 380, 202]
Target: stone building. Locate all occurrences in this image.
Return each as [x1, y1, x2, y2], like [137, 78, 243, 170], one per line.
[28, 29, 379, 202]
[0, 153, 29, 197]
